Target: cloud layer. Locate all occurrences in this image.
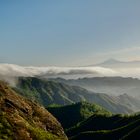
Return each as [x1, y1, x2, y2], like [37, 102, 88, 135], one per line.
[0, 63, 117, 77]
[0, 63, 140, 86]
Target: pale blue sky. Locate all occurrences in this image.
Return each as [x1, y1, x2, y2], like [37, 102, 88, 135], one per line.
[0, 0, 140, 66]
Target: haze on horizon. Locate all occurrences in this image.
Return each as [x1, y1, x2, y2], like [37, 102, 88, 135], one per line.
[0, 0, 140, 66]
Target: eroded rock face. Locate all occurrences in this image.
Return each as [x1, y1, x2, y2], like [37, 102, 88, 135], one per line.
[0, 81, 68, 140]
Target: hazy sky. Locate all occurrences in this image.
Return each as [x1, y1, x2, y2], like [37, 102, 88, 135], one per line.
[0, 0, 140, 66]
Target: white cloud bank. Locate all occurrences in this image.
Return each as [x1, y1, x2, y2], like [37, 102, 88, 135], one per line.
[0, 63, 140, 86]
[0, 63, 117, 77]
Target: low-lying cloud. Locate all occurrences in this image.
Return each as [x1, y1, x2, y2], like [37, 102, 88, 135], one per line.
[0, 63, 117, 77]
[0, 63, 140, 86]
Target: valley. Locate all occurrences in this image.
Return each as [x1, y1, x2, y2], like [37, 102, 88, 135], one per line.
[0, 77, 140, 140]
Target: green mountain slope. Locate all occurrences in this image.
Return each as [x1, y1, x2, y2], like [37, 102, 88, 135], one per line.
[47, 102, 111, 129]
[50, 77, 140, 112]
[15, 77, 133, 114]
[15, 77, 87, 106]
[0, 81, 67, 140]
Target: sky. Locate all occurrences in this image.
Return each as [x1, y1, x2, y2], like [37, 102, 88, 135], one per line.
[0, 0, 140, 66]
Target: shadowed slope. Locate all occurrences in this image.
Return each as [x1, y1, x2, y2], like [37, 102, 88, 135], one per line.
[47, 102, 111, 129]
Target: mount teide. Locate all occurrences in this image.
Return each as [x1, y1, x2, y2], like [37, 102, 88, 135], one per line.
[91, 58, 140, 68]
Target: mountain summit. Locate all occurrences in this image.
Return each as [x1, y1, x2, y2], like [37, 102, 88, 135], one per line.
[99, 58, 122, 65]
[93, 58, 140, 68]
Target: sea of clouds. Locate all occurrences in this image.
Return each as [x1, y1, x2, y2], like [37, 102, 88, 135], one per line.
[0, 63, 140, 86]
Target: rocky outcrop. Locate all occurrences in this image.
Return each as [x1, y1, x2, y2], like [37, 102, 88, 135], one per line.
[0, 81, 67, 140]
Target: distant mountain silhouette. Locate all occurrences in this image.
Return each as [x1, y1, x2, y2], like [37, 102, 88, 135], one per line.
[52, 76, 140, 98]
[50, 77, 140, 112]
[91, 58, 140, 68]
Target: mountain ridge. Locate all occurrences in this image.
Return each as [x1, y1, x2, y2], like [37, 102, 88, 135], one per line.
[14, 77, 134, 114]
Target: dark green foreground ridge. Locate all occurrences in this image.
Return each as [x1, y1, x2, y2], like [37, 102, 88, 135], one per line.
[48, 104, 140, 140]
[67, 114, 140, 140]
[47, 102, 111, 129]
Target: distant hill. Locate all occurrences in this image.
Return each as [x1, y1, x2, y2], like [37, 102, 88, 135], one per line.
[51, 77, 140, 106]
[93, 58, 140, 68]
[0, 81, 67, 140]
[98, 58, 123, 65]
[51, 77, 140, 95]
[47, 102, 111, 129]
[67, 114, 140, 140]
[15, 77, 134, 114]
